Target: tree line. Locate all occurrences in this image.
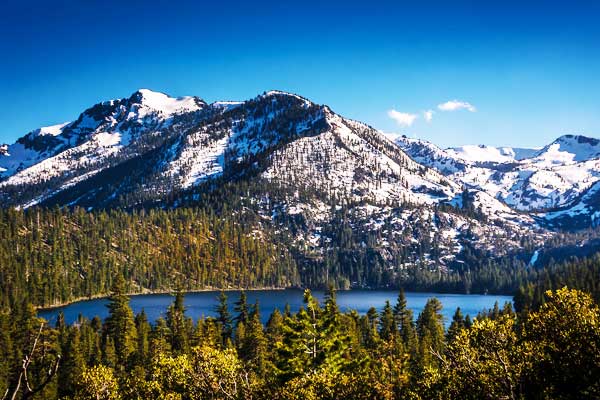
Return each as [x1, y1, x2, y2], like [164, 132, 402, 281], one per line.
[1, 280, 598, 399]
[0, 207, 299, 310]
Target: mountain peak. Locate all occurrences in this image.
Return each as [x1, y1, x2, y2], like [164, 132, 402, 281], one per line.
[534, 134, 600, 163]
[553, 134, 599, 146]
[29, 122, 71, 138]
[260, 90, 312, 104]
[129, 88, 206, 115]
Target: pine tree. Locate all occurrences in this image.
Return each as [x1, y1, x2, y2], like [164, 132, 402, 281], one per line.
[394, 289, 417, 353]
[150, 317, 171, 358]
[240, 301, 269, 376]
[266, 308, 284, 345]
[215, 291, 233, 346]
[379, 300, 396, 341]
[166, 291, 190, 354]
[363, 307, 380, 349]
[102, 335, 117, 368]
[58, 327, 85, 397]
[0, 312, 14, 395]
[104, 276, 137, 366]
[234, 290, 249, 326]
[446, 307, 465, 341]
[416, 297, 445, 369]
[134, 310, 151, 365]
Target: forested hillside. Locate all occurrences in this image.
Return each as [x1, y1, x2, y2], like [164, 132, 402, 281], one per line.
[3, 204, 600, 310]
[0, 207, 298, 309]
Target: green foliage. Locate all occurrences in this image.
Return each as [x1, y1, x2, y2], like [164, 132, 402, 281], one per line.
[104, 276, 137, 366]
[215, 291, 233, 346]
[75, 365, 120, 400]
[166, 291, 192, 355]
[0, 207, 298, 310]
[1, 283, 600, 399]
[522, 288, 600, 399]
[439, 316, 529, 399]
[416, 298, 445, 369]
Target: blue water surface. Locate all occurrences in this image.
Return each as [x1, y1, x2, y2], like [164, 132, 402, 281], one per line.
[39, 289, 512, 328]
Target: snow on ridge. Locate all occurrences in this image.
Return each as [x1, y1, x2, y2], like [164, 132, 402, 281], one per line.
[532, 134, 600, 164]
[211, 100, 244, 111]
[260, 90, 312, 106]
[262, 113, 459, 207]
[136, 88, 203, 117]
[447, 144, 539, 163]
[31, 122, 70, 137]
[2, 86, 598, 233]
[0, 129, 127, 188]
[0, 143, 45, 178]
[394, 134, 600, 213]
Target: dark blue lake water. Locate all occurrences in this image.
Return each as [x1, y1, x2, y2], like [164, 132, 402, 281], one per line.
[39, 289, 512, 328]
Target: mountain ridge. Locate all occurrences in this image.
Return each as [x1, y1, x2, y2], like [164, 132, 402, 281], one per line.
[1, 89, 598, 288]
[394, 133, 600, 226]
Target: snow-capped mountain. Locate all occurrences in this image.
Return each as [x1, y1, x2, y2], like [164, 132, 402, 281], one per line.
[1, 90, 460, 209]
[0, 89, 552, 276]
[0, 89, 206, 207]
[394, 134, 600, 228]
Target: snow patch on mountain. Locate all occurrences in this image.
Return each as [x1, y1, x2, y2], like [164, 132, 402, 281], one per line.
[532, 135, 600, 164]
[447, 144, 539, 163]
[134, 89, 203, 118]
[394, 134, 600, 214]
[32, 122, 71, 137]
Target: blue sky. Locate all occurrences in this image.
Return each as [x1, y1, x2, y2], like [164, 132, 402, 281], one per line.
[1, 0, 599, 148]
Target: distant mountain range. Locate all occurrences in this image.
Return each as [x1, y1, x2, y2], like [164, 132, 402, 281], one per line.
[393, 134, 600, 229]
[1, 89, 599, 279]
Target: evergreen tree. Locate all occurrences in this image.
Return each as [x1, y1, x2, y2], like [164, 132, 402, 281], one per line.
[150, 317, 171, 358]
[394, 289, 417, 353]
[58, 327, 85, 397]
[446, 307, 466, 341]
[363, 307, 381, 349]
[240, 301, 269, 376]
[215, 291, 233, 346]
[134, 310, 151, 366]
[234, 290, 249, 326]
[166, 291, 190, 354]
[416, 297, 445, 369]
[379, 300, 396, 341]
[104, 276, 137, 366]
[102, 335, 117, 368]
[266, 308, 284, 345]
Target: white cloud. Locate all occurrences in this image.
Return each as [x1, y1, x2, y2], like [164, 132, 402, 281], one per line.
[388, 109, 418, 126]
[437, 100, 476, 112]
[423, 109, 434, 122]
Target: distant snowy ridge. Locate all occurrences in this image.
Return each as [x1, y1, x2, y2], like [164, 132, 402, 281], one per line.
[394, 133, 600, 229]
[1, 88, 581, 272]
[447, 144, 539, 163]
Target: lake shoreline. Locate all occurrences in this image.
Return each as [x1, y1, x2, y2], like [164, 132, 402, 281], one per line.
[36, 286, 291, 311]
[36, 286, 514, 311]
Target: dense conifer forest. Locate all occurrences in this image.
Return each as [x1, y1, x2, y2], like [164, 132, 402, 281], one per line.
[2, 205, 600, 311]
[0, 281, 598, 399]
[1, 206, 600, 399]
[0, 207, 298, 310]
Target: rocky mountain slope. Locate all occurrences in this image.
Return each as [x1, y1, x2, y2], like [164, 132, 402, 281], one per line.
[394, 134, 600, 229]
[1, 90, 460, 209]
[2, 89, 596, 288]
